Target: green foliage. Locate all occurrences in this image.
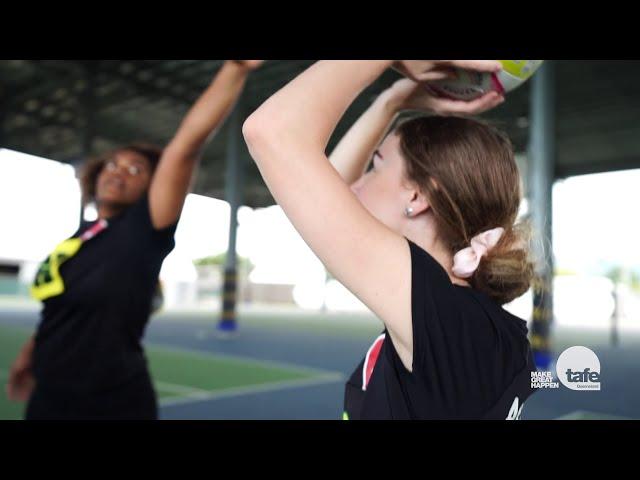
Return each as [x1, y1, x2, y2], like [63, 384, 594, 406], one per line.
[193, 252, 253, 269]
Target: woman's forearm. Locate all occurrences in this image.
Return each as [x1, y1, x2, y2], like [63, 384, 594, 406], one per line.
[244, 61, 393, 155]
[329, 89, 401, 184]
[147, 61, 260, 229]
[169, 61, 252, 158]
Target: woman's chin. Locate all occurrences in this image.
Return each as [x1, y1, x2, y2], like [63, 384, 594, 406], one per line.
[96, 193, 128, 207]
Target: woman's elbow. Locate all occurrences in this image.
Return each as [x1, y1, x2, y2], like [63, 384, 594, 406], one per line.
[242, 111, 276, 154]
[243, 109, 311, 164]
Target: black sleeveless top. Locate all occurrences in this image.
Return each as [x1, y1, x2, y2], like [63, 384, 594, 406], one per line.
[344, 239, 537, 420]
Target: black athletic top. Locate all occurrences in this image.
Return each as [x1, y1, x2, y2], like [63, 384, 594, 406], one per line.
[343, 240, 537, 420]
[30, 193, 177, 396]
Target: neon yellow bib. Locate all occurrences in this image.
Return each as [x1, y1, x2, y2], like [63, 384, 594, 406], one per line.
[31, 219, 109, 302]
[31, 237, 83, 301]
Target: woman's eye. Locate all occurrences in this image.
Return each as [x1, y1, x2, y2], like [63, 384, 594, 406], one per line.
[367, 151, 382, 173]
[366, 157, 376, 173]
[128, 166, 140, 176]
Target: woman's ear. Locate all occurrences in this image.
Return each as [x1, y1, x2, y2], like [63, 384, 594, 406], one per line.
[404, 185, 431, 217]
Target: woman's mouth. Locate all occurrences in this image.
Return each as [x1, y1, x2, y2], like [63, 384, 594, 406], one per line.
[104, 177, 125, 192]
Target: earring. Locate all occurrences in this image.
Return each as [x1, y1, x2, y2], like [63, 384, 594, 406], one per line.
[404, 207, 414, 218]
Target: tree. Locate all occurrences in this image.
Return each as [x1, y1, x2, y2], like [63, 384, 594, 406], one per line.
[193, 253, 253, 270]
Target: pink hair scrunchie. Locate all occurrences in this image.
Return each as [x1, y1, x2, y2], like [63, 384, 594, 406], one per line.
[452, 227, 505, 279]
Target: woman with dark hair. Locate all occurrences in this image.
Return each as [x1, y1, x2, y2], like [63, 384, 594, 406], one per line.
[6, 60, 263, 420]
[243, 61, 538, 420]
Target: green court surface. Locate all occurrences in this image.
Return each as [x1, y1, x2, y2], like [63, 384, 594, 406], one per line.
[0, 323, 326, 420]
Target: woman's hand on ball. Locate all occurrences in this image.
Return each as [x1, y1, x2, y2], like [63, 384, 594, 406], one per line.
[392, 60, 502, 83]
[385, 78, 505, 116]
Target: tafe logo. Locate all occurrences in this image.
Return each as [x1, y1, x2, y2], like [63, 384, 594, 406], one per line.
[555, 346, 601, 391]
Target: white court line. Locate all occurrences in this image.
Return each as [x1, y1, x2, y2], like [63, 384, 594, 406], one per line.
[0, 368, 207, 397]
[1, 367, 345, 410]
[159, 372, 345, 408]
[147, 341, 340, 378]
[154, 380, 209, 396]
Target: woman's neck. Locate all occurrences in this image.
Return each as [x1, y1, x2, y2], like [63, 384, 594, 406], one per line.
[97, 202, 126, 220]
[403, 216, 471, 288]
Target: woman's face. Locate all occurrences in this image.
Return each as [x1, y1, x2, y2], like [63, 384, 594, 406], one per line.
[95, 149, 152, 207]
[350, 133, 418, 232]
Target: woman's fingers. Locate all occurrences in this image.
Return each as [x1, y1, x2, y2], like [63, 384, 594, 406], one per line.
[439, 60, 503, 73]
[394, 60, 503, 82]
[430, 91, 505, 115]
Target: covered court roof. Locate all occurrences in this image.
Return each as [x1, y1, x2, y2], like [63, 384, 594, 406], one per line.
[2, 60, 639, 208]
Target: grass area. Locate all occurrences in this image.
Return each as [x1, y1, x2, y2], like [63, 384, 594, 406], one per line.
[0, 323, 320, 420]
